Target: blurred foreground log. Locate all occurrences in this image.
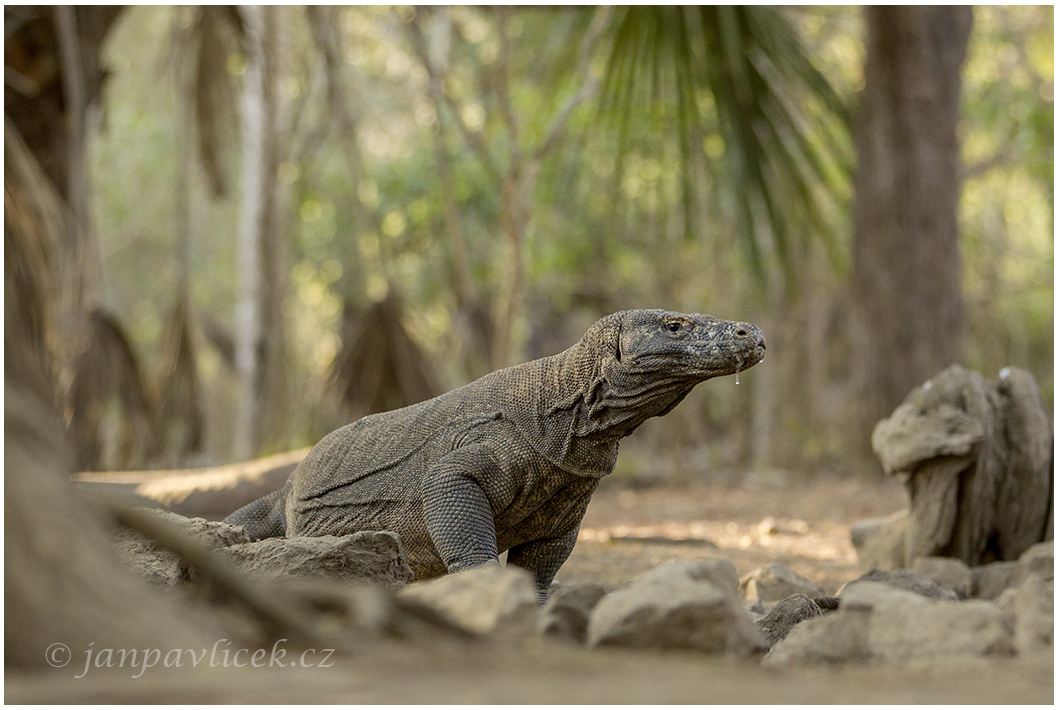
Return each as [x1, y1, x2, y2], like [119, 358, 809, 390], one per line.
[854, 365, 1053, 569]
[73, 448, 307, 520]
[5, 319, 221, 670]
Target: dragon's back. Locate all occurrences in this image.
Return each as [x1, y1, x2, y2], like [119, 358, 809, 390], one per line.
[288, 363, 535, 509]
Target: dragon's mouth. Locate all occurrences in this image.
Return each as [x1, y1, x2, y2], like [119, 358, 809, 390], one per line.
[731, 342, 765, 382]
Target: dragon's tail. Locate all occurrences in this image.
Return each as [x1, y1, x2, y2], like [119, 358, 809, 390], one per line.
[223, 481, 289, 539]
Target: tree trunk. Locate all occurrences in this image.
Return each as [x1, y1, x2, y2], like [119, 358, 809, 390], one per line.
[254, 6, 289, 453]
[850, 6, 973, 464]
[232, 5, 269, 460]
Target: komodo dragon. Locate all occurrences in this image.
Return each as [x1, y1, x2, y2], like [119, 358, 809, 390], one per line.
[225, 309, 765, 601]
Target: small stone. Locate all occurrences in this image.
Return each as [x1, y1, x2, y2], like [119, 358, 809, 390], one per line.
[757, 516, 778, 535]
[840, 568, 959, 601]
[764, 606, 872, 666]
[538, 584, 607, 643]
[744, 597, 768, 622]
[682, 557, 742, 597]
[911, 556, 973, 599]
[997, 574, 1053, 655]
[586, 559, 766, 656]
[221, 531, 413, 590]
[840, 580, 931, 611]
[398, 564, 538, 636]
[971, 561, 1018, 600]
[1012, 541, 1054, 586]
[850, 510, 909, 571]
[813, 595, 841, 612]
[756, 594, 822, 647]
[740, 562, 826, 602]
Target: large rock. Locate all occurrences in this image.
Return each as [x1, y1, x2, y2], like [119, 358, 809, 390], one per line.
[756, 594, 822, 647]
[768, 581, 1015, 665]
[911, 556, 972, 599]
[740, 563, 826, 602]
[116, 509, 250, 586]
[538, 584, 607, 643]
[997, 574, 1054, 655]
[586, 559, 766, 656]
[397, 564, 538, 636]
[220, 532, 413, 590]
[849, 583, 1014, 662]
[841, 568, 958, 601]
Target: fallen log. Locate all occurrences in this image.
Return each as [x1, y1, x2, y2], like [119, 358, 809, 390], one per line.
[72, 448, 308, 520]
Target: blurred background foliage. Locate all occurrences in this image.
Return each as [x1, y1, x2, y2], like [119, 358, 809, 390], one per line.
[9, 5, 1052, 480]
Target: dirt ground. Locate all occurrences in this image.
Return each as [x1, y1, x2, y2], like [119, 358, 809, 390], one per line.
[556, 474, 911, 595]
[6, 476, 1053, 704]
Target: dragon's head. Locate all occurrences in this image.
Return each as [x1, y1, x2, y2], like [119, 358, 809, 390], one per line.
[522, 309, 767, 476]
[604, 309, 765, 384]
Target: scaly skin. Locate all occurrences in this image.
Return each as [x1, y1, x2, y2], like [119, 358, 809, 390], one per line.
[224, 309, 765, 601]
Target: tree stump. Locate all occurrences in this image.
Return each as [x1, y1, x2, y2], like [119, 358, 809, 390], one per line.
[868, 365, 1052, 567]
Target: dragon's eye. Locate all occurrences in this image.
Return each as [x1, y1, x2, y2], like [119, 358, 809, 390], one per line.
[666, 320, 682, 333]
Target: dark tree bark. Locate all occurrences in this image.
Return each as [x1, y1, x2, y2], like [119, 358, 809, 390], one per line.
[4, 7, 123, 202]
[850, 7, 973, 461]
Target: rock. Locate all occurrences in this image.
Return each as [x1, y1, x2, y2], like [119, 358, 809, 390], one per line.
[841, 568, 958, 601]
[768, 581, 1015, 665]
[997, 575, 1053, 655]
[538, 584, 607, 643]
[1012, 540, 1054, 586]
[398, 564, 538, 636]
[863, 591, 1014, 663]
[764, 605, 872, 665]
[840, 580, 929, 610]
[851, 509, 910, 570]
[813, 595, 841, 611]
[911, 556, 972, 599]
[586, 559, 766, 656]
[220, 532, 413, 590]
[756, 594, 822, 647]
[116, 509, 250, 586]
[972, 561, 1018, 600]
[744, 597, 768, 622]
[678, 556, 741, 596]
[740, 563, 826, 602]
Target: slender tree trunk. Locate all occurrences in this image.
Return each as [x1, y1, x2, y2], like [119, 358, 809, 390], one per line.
[233, 5, 268, 461]
[850, 6, 973, 464]
[493, 165, 534, 369]
[256, 6, 289, 452]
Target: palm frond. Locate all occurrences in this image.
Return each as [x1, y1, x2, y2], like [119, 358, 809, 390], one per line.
[599, 6, 853, 289]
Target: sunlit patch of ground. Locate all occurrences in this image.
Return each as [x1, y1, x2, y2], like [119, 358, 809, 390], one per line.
[557, 476, 908, 594]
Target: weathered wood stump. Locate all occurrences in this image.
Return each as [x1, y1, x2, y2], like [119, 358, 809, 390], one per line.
[861, 365, 1052, 568]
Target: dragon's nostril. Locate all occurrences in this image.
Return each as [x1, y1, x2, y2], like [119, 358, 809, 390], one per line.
[735, 328, 748, 337]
